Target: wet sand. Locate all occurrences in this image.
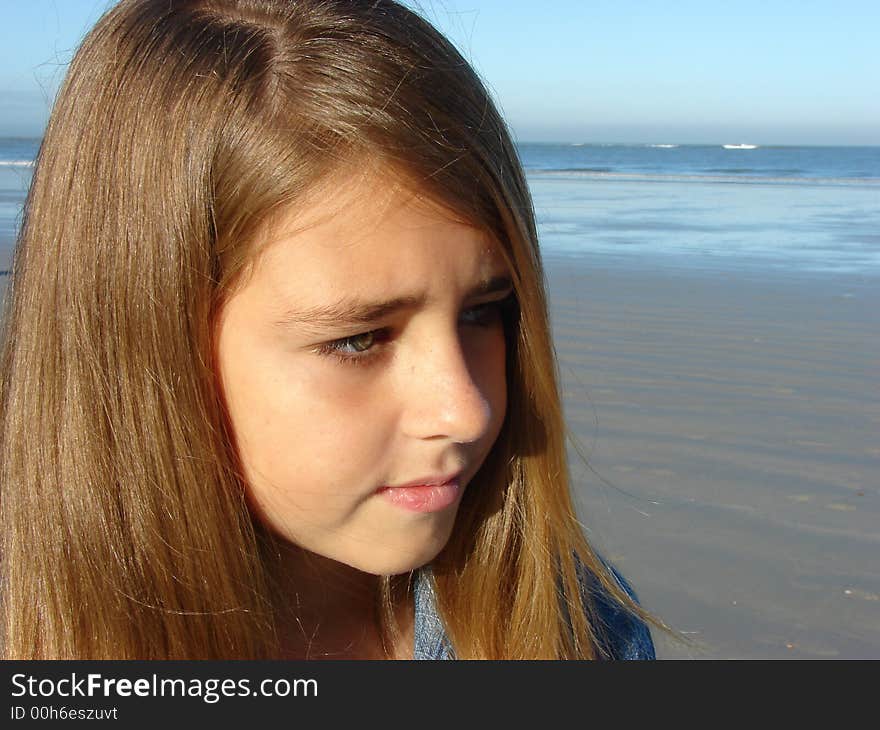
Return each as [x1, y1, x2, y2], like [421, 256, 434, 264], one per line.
[546, 254, 880, 658]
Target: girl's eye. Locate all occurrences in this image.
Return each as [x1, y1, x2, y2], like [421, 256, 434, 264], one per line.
[335, 331, 376, 354]
[459, 298, 509, 327]
[460, 291, 517, 330]
[313, 329, 389, 368]
[314, 293, 516, 368]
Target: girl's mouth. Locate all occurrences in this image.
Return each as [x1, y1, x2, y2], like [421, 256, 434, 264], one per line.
[376, 477, 461, 513]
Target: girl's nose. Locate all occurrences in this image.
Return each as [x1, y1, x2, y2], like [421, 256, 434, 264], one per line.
[399, 329, 495, 445]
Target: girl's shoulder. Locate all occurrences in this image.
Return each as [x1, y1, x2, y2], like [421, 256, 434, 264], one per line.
[578, 556, 656, 660]
[412, 558, 656, 660]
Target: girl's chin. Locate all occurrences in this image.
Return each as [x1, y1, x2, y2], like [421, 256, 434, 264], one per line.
[341, 526, 457, 576]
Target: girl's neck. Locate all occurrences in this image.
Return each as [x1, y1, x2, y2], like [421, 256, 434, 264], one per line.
[266, 542, 414, 660]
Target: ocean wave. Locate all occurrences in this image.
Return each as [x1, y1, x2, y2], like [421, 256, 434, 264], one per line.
[545, 166, 614, 174]
[703, 167, 806, 176]
[525, 168, 880, 187]
[703, 168, 760, 175]
[0, 160, 34, 168]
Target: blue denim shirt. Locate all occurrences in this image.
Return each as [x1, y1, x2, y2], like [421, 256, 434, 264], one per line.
[412, 561, 655, 660]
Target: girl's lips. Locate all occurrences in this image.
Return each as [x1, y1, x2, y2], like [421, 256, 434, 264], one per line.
[377, 478, 461, 513]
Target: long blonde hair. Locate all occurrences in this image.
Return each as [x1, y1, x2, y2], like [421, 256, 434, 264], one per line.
[1, 0, 659, 658]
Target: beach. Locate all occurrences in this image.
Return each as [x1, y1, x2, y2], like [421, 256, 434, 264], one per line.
[547, 255, 880, 658]
[2, 139, 878, 658]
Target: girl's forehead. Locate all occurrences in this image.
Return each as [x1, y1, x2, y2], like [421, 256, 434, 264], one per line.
[234, 168, 511, 315]
[260, 168, 506, 269]
[272, 165, 462, 237]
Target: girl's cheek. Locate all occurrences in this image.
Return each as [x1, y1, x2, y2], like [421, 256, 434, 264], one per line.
[304, 361, 393, 408]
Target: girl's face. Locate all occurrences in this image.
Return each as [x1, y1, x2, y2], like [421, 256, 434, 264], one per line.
[214, 172, 511, 575]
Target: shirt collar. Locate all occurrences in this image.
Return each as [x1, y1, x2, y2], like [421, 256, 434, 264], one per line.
[412, 567, 455, 660]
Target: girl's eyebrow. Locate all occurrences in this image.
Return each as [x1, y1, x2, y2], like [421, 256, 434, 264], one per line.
[274, 274, 513, 330]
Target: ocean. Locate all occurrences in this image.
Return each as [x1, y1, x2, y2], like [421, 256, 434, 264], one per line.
[2, 138, 879, 276]
[518, 142, 880, 276]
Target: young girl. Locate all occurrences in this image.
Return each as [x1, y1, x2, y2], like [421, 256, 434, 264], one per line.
[1, 0, 658, 659]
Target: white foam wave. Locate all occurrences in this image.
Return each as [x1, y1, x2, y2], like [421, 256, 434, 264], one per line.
[526, 169, 879, 188]
[0, 160, 35, 168]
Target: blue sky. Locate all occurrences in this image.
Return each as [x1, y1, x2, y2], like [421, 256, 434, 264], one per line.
[1, 0, 877, 144]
